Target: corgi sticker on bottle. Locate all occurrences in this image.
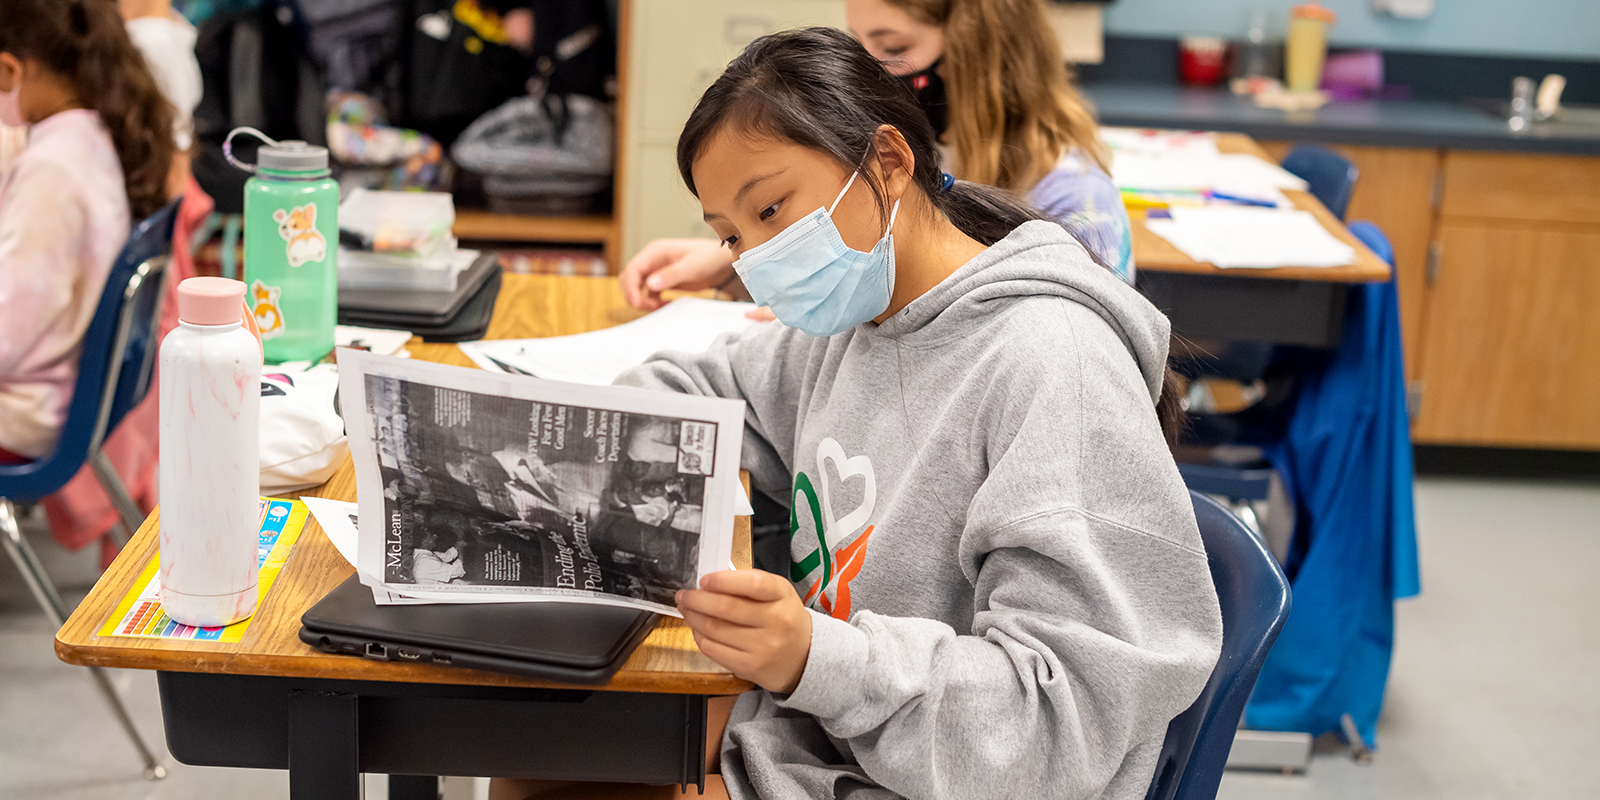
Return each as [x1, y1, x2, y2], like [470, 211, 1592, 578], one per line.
[273, 203, 327, 267]
[251, 280, 285, 340]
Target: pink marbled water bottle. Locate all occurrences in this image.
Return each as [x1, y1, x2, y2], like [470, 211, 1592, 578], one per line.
[158, 277, 263, 628]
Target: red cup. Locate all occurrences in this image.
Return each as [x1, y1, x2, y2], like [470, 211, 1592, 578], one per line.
[1180, 35, 1229, 86]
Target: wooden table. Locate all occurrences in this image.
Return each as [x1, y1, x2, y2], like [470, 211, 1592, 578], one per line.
[1130, 132, 1391, 347]
[56, 275, 752, 800]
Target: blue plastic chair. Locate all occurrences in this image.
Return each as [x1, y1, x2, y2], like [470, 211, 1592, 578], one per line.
[1145, 491, 1292, 800]
[1281, 145, 1359, 220]
[0, 200, 180, 780]
[1176, 462, 1275, 533]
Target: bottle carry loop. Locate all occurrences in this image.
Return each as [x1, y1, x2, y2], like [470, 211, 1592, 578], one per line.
[222, 126, 279, 174]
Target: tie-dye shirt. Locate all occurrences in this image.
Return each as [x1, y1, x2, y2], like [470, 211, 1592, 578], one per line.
[1029, 150, 1135, 284]
[0, 110, 130, 458]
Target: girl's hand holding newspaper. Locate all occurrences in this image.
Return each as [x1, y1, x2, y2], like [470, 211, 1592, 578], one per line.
[677, 569, 813, 694]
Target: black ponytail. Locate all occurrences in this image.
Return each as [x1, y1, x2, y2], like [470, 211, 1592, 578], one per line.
[934, 179, 1042, 246]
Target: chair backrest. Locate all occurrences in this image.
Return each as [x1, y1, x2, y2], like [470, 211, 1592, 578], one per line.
[1176, 462, 1275, 503]
[1145, 491, 1292, 800]
[0, 200, 180, 500]
[1282, 145, 1358, 220]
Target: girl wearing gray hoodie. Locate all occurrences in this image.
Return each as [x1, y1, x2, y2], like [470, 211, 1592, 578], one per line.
[494, 27, 1222, 800]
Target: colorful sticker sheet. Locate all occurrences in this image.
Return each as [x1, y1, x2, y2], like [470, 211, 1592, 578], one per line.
[98, 498, 308, 642]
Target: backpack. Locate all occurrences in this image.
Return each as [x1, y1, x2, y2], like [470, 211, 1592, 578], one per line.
[398, 0, 614, 147]
[190, 1, 327, 214]
[399, 0, 529, 147]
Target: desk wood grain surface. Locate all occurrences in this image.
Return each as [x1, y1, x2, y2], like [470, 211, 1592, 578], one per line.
[56, 275, 753, 695]
[1130, 133, 1391, 283]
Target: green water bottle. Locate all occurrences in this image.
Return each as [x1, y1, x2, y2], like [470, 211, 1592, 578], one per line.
[226, 127, 338, 363]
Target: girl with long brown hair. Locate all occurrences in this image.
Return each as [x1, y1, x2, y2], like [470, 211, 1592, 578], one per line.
[0, 0, 174, 537]
[620, 0, 1133, 311]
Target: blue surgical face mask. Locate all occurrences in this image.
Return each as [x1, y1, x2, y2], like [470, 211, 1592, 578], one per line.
[733, 171, 901, 337]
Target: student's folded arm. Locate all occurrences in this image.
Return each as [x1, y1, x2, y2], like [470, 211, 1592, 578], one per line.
[0, 160, 89, 376]
[777, 306, 1224, 799]
[614, 323, 814, 514]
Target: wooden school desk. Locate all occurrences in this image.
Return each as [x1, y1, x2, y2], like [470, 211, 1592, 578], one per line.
[1130, 132, 1391, 348]
[56, 275, 753, 800]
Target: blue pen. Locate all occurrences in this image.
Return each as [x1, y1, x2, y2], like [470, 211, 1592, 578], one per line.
[1209, 191, 1279, 208]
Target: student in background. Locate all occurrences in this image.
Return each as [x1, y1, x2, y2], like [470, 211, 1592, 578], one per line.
[120, 0, 201, 198]
[620, 0, 1133, 311]
[0, 0, 174, 560]
[497, 27, 1218, 800]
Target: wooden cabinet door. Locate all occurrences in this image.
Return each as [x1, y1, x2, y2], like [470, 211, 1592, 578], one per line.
[1413, 222, 1600, 448]
[1257, 141, 1441, 381]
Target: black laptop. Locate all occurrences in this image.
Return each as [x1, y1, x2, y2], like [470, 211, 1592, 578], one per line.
[299, 576, 659, 685]
[338, 252, 500, 325]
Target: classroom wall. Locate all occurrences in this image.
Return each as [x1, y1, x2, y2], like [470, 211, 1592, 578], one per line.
[1100, 0, 1600, 61]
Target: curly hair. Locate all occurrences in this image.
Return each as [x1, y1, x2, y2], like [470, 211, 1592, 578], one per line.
[0, 0, 175, 218]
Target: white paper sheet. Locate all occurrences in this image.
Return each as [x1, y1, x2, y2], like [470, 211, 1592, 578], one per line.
[458, 297, 760, 386]
[1144, 207, 1358, 269]
[1100, 127, 1220, 157]
[335, 326, 414, 357]
[302, 496, 361, 568]
[1112, 152, 1308, 205]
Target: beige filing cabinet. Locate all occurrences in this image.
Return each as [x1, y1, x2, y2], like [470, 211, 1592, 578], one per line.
[617, 0, 848, 262]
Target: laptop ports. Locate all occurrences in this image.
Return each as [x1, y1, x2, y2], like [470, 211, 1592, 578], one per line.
[396, 649, 423, 661]
[364, 642, 388, 660]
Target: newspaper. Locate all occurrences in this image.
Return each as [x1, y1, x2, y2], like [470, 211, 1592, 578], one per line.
[337, 349, 746, 616]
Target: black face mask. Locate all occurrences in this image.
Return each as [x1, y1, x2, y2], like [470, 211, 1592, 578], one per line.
[897, 56, 949, 138]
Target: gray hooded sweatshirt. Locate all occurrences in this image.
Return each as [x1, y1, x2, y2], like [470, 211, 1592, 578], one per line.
[616, 220, 1224, 800]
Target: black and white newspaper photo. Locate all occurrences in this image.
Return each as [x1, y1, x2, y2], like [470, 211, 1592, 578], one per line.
[337, 350, 746, 616]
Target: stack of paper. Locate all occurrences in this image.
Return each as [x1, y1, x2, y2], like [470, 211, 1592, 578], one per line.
[459, 297, 760, 385]
[1144, 207, 1358, 269]
[1100, 127, 1220, 158]
[1112, 152, 1306, 207]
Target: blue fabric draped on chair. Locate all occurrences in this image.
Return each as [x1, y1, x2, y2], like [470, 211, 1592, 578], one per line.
[1244, 221, 1421, 748]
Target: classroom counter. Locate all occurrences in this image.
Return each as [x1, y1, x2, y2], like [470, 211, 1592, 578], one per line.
[1084, 82, 1600, 156]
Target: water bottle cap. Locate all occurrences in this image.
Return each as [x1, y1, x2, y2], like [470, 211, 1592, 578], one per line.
[177, 277, 246, 326]
[258, 140, 329, 173]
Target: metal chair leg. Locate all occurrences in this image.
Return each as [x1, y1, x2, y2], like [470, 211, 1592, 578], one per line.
[1, 498, 70, 623]
[0, 498, 167, 780]
[88, 450, 146, 548]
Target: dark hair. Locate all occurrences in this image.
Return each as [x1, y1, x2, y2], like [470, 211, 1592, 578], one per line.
[676, 27, 1185, 443]
[0, 0, 175, 218]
